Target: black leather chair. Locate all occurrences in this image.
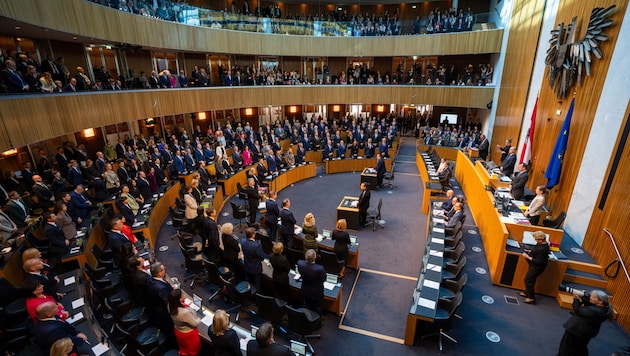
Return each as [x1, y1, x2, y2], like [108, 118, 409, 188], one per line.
[256, 232, 274, 255]
[365, 198, 384, 231]
[179, 242, 205, 289]
[236, 182, 248, 201]
[383, 162, 395, 189]
[286, 248, 305, 269]
[444, 230, 463, 248]
[230, 201, 249, 231]
[421, 292, 463, 351]
[177, 230, 202, 253]
[445, 220, 462, 237]
[255, 293, 288, 325]
[285, 305, 321, 354]
[318, 249, 345, 276]
[219, 275, 252, 323]
[104, 296, 150, 333]
[291, 236, 304, 252]
[174, 197, 186, 211]
[439, 272, 468, 300]
[83, 262, 121, 289]
[115, 318, 166, 356]
[91, 244, 115, 270]
[168, 206, 188, 229]
[442, 256, 467, 281]
[205, 261, 232, 301]
[443, 241, 465, 265]
[543, 211, 567, 229]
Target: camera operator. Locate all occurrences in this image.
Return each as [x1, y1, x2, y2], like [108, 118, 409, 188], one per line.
[558, 289, 614, 355]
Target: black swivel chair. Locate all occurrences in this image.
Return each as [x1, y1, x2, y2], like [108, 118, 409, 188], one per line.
[445, 220, 462, 237]
[285, 305, 321, 354]
[365, 198, 384, 231]
[255, 293, 288, 325]
[443, 241, 465, 265]
[91, 244, 115, 270]
[444, 230, 463, 248]
[256, 232, 274, 255]
[219, 275, 252, 323]
[177, 230, 203, 253]
[287, 248, 305, 269]
[205, 261, 232, 301]
[543, 211, 567, 229]
[83, 262, 122, 289]
[168, 206, 188, 229]
[318, 249, 345, 276]
[421, 292, 463, 351]
[178, 242, 205, 288]
[236, 182, 248, 201]
[439, 272, 468, 300]
[383, 162, 396, 189]
[114, 318, 166, 356]
[442, 256, 467, 281]
[230, 201, 249, 231]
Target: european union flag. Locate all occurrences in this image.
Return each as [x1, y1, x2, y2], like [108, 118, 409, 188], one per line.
[545, 98, 574, 188]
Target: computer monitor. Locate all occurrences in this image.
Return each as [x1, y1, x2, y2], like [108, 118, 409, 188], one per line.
[251, 325, 259, 337]
[290, 340, 307, 355]
[192, 294, 202, 310]
[326, 273, 338, 284]
[349, 235, 357, 244]
[322, 229, 331, 239]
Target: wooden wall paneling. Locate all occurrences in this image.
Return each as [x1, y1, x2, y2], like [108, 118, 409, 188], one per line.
[490, 0, 546, 164]
[528, 0, 628, 217]
[582, 102, 630, 330]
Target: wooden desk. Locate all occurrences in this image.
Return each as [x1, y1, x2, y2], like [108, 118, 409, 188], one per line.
[336, 196, 360, 230]
[217, 167, 250, 199]
[325, 158, 392, 175]
[293, 233, 360, 270]
[417, 144, 460, 161]
[404, 202, 445, 345]
[360, 168, 378, 190]
[267, 163, 317, 194]
[454, 150, 566, 296]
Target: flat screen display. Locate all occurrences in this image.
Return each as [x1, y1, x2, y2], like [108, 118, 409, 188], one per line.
[440, 113, 458, 124]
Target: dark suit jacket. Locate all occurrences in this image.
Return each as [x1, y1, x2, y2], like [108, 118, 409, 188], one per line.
[6, 199, 30, 227]
[446, 210, 464, 228]
[222, 233, 241, 265]
[136, 178, 153, 202]
[297, 260, 326, 300]
[90, 178, 108, 202]
[245, 185, 260, 207]
[33, 183, 54, 210]
[477, 138, 489, 160]
[117, 166, 131, 183]
[265, 199, 279, 226]
[563, 298, 609, 339]
[146, 277, 173, 319]
[501, 153, 517, 176]
[279, 208, 296, 236]
[33, 318, 85, 352]
[23, 272, 58, 301]
[209, 328, 241, 356]
[375, 158, 386, 179]
[66, 167, 83, 188]
[45, 222, 67, 251]
[242, 238, 266, 274]
[358, 189, 370, 211]
[510, 171, 529, 199]
[116, 202, 136, 226]
[70, 191, 91, 220]
[246, 340, 293, 356]
[107, 230, 130, 256]
[130, 269, 149, 306]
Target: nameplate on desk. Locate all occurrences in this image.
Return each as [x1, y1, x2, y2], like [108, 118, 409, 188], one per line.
[184, 298, 200, 311]
[316, 235, 324, 243]
[132, 222, 144, 228]
[66, 311, 84, 324]
[75, 230, 86, 237]
[143, 204, 152, 208]
[69, 247, 80, 254]
[433, 218, 445, 225]
[294, 227, 302, 235]
[323, 282, 336, 290]
[431, 237, 444, 244]
[429, 250, 443, 258]
[153, 194, 159, 198]
[417, 297, 436, 310]
[423, 279, 440, 290]
[426, 263, 442, 272]
[71, 297, 85, 309]
[64, 276, 76, 286]
[432, 227, 445, 234]
[91, 343, 110, 356]
[140, 209, 149, 215]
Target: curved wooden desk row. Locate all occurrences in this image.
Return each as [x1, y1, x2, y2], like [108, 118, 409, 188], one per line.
[453, 150, 566, 297]
[417, 144, 461, 161]
[292, 233, 360, 270]
[325, 157, 393, 175]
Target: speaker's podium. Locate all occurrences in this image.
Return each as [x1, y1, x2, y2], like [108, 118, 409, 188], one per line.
[360, 168, 378, 190]
[337, 196, 360, 230]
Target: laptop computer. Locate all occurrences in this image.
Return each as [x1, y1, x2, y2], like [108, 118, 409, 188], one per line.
[326, 273, 338, 284]
[192, 294, 202, 310]
[322, 229, 331, 239]
[290, 340, 307, 356]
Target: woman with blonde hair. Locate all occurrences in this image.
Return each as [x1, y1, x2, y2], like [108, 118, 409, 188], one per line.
[301, 212, 318, 254]
[208, 309, 240, 355]
[50, 337, 73, 356]
[40, 72, 56, 93]
[221, 223, 243, 279]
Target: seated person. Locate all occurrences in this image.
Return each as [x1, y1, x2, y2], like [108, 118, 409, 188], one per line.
[24, 279, 69, 322]
[247, 322, 292, 356]
[440, 190, 455, 212]
[445, 202, 465, 228]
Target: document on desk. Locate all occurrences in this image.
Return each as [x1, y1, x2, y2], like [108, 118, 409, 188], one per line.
[143, 204, 152, 209]
[258, 202, 265, 210]
[417, 297, 436, 310]
[72, 297, 85, 309]
[201, 314, 213, 327]
[66, 312, 84, 324]
[431, 237, 444, 244]
[240, 338, 249, 351]
[294, 226, 302, 235]
[316, 235, 324, 242]
[429, 250, 443, 258]
[64, 276, 76, 286]
[132, 221, 144, 228]
[426, 263, 442, 272]
[323, 282, 336, 290]
[423, 279, 440, 290]
[433, 218, 445, 225]
[91, 343, 110, 356]
[432, 227, 445, 234]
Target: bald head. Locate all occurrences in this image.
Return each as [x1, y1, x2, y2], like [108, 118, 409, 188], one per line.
[35, 301, 58, 320]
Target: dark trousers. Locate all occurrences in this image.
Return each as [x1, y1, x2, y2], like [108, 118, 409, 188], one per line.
[281, 232, 293, 250]
[359, 207, 367, 224]
[524, 265, 546, 299]
[558, 330, 590, 356]
[247, 272, 262, 294]
[248, 203, 257, 224]
[528, 214, 540, 225]
[303, 294, 322, 315]
[268, 223, 278, 241]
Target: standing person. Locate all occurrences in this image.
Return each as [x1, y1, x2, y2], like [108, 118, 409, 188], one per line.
[209, 309, 241, 356]
[558, 290, 614, 356]
[358, 182, 371, 225]
[477, 134, 489, 160]
[265, 191, 279, 241]
[375, 153, 386, 188]
[520, 231, 549, 304]
[279, 198, 296, 250]
[269, 242, 290, 301]
[500, 146, 517, 176]
[242, 227, 267, 293]
[496, 138, 512, 162]
[245, 178, 261, 225]
[524, 186, 546, 225]
[297, 249, 326, 314]
[201, 208, 221, 263]
[221, 223, 243, 280]
[332, 219, 351, 268]
[146, 262, 176, 348]
[510, 163, 529, 200]
[168, 289, 201, 356]
[183, 185, 198, 221]
[301, 212, 319, 254]
[32, 302, 90, 355]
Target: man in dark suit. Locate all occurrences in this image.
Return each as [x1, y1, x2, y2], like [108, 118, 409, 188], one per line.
[247, 322, 292, 356]
[245, 178, 261, 225]
[266, 153, 277, 174]
[117, 160, 131, 183]
[89, 177, 108, 202]
[477, 134, 489, 160]
[136, 171, 153, 202]
[1, 59, 29, 93]
[279, 198, 296, 250]
[500, 146, 517, 177]
[32, 175, 55, 211]
[558, 290, 612, 355]
[232, 146, 244, 170]
[173, 150, 186, 174]
[151, 158, 167, 186]
[146, 262, 176, 347]
[23, 258, 59, 300]
[55, 147, 70, 178]
[265, 191, 279, 241]
[201, 208, 221, 262]
[242, 227, 267, 293]
[510, 163, 529, 200]
[358, 182, 371, 225]
[375, 153, 387, 188]
[107, 216, 131, 263]
[364, 138, 375, 158]
[6, 191, 31, 228]
[445, 203, 465, 229]
[66, 160, 83, 188]
[116, 196, 136, 226]
[256, 158, 267, 183]
[70, 185, 92, 222]
[33, 301, 90, 354]
[128, 256, 149, 306]
[297, 249, 326, 314]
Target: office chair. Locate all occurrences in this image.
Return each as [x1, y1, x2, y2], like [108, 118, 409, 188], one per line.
[205, 261, 232, 301]
[443, 241, 465, 265]
[365, 198, 384, 231]
[91, 244, 115, 270]
[255, 293, 288, 325]
[114, 318, 166, 356]
[543, 211, 567, 229]
[236, 182, 248, 201]
[285, 305, 322, 354]
[218, 275, 252, 323]
[287, 247, 305, 269]
[318, 249, 345, 276]
[291, 236, 304, 252]
[421, 292, 463, 351]
[230, 201, 250, 231]
[256, 232, 274, 255]
[445, 220, 462, 237]
[178, 242, 205, 288]
[383, 162, 396, 189]
[177, 230, 203, 253]
[439, 272, 468, 300]
[104, 296, 150, 334]
[442, 256, 467, 281]
[444, 230, 463, 248]
[83, 262, 121, 290]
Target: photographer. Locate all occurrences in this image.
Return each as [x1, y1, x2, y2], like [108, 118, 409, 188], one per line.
[558, 289, 614, 355]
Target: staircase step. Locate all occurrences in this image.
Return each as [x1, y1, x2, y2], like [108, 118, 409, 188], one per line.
[566, 260, 604, 275]
[563, 269, 607, 289]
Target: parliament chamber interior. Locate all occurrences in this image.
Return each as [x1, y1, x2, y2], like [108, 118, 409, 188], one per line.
[1, 0, 630, 355]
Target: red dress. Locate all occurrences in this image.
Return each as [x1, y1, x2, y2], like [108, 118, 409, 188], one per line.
[26, 295, 67, 322]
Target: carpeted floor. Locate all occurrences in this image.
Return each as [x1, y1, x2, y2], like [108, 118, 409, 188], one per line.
[154, 137, 630, 355]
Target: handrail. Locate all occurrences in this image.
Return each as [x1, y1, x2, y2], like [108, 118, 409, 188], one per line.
[603, 228, 630, 282]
